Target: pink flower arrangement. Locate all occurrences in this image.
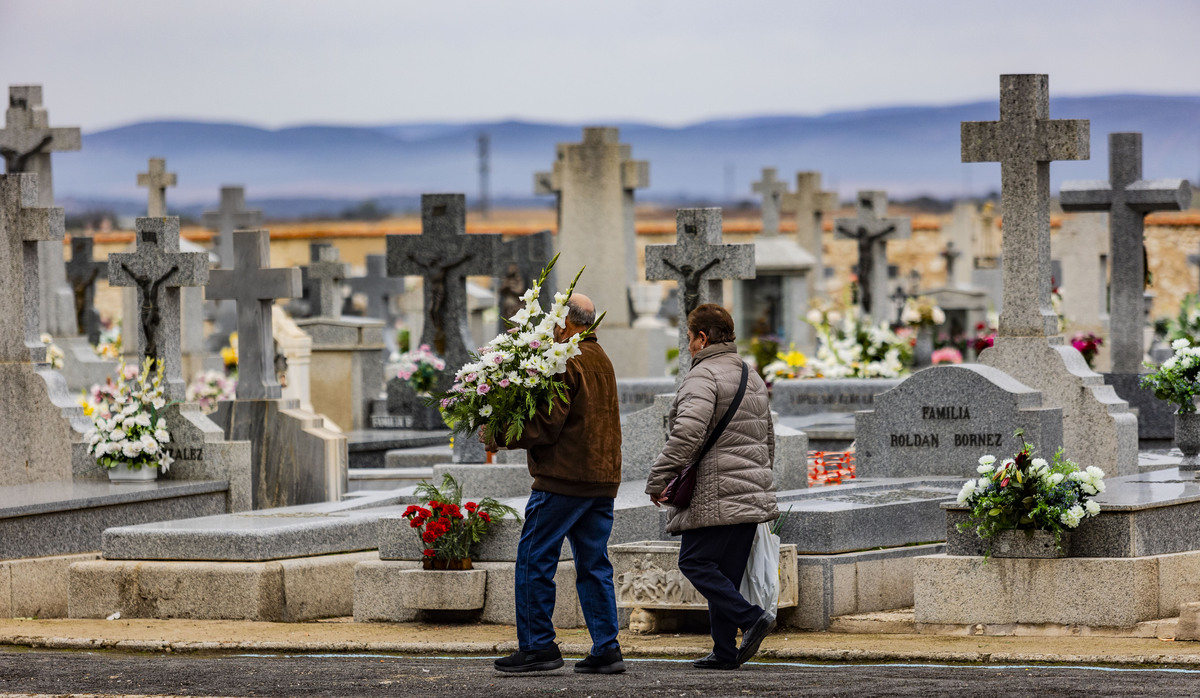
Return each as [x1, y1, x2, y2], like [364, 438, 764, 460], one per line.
[931, 347, 964, 365]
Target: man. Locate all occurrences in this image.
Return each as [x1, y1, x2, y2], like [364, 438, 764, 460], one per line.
[487, 294, 625, 675]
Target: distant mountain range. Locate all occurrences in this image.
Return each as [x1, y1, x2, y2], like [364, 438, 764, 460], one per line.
[54, 94, 1200, 219]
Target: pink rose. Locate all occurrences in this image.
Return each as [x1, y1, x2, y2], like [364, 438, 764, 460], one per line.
[530, 340, 541, 349]
[499, 379, 510, 388]
[492, 355, 504, 364]
[465, 373, 477, 383]
[477, 384, 490, 395]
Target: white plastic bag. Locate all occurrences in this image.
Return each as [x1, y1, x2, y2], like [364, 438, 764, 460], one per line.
[738, 522, 781, 616]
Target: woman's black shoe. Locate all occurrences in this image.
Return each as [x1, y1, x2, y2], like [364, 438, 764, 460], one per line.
[693, 653, 739, 670]
[494, 647, 564, 673]
[574, 646, 626, 674]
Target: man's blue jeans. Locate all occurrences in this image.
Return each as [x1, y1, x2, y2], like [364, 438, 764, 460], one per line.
[515, 490, 620, 655]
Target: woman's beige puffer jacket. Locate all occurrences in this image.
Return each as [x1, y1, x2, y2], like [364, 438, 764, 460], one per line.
[646, 341, 778, 533]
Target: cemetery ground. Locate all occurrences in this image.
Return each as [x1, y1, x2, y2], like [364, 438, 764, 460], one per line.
[3, 619, 1200, 695]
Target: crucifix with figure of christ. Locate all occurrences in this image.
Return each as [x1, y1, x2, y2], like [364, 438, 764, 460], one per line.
[834, 191, 911, 320]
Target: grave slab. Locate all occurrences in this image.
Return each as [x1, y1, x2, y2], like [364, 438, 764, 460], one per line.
[0, 552, 98, 619]
[771, 378, 903, 417]
[617, 377, 675, 414]
[348, 429, 450, 469]
[855, 364, 1063, 478]
[296, 316, 385, 432]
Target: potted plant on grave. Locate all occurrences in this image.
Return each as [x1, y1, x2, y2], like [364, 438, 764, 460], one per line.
[402, 473, 520, 570]
[84, 357, 174, 482]
[1141, 338, 1200, 468]
[956, 430, 1105, 559]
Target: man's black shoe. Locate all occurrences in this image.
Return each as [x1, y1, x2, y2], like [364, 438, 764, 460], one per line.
[494, 647, 564, 673]
[735, 610, 776, 665]
[574, 646, 626, 674]
[692, 653, 739, 670]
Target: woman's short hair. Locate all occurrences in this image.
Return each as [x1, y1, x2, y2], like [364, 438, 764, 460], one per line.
[687, 304, 736, 344]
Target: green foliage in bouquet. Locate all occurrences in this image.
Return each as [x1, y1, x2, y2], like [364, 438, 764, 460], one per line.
[1141, 339, 1200, 414]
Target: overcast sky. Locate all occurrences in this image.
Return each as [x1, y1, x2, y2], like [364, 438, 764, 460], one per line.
[1, 0, 1197, 132]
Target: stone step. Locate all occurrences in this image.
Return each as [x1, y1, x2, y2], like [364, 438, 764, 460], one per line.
[0, 479, 228, 559]
[383, 445, 452, 469]
[346, 429, 450, 469]
[348, 468, 432, 492]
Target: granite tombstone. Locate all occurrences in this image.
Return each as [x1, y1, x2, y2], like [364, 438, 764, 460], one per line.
[202, 186, 262, 349]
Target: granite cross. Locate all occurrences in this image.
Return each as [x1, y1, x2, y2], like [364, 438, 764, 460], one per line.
[65, 236, 108, 343]
[940, 242, 962, 288]
[202, 186, 262, 270]
[645, 208, 756, 377]
[961, 74, 1089, 338]
[386, 193, 501, 391]
[107, 217, 210, 401]
[346, 254, 405, 322]
[0, 86, 81, 337]
[305, 243, 350, 319]
[784, 171, 838, 251]
[206, 230, 301, 400]
[1061, 132, 1191, 373]
[833, 191, 911, 319]
[496, 229, 554, 333]
[752, 168, 790, 236]
[0, 174, 63, 363]
[137, 158, 177, 217]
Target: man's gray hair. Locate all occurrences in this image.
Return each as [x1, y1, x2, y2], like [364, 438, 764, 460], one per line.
[566, 298, 596, 327]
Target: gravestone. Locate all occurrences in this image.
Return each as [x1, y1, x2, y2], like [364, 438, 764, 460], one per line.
[0, 85, 78, 336]
[923, 203, 989, 347]
[645, 208, 755, 377]
[137, 158, 176, 217]
[855, 364, 1063, 478]
[1061, 133, 1191, 373]
[108, 217, 253, 510]
[202, 186, 262, 349]
[306, 242, 349, 319]
[534, 127, 664, 378]
[1061, 133, 1191, 441]
[496, 230, 554, 333]
[346, 254, 404, 357]
[738, 170, 817, 352]
[1055, 212, 1110, 366]
[64, 236, 106, 344]
[0, 173, 91, 484]
[783, 171, 838, 300]
[296, 243, 385, 433]
[208, 230, 346, 508]
[964, 74, 1137, 476]
[386, 194, 501, 395]
[834, 191, 911, 320]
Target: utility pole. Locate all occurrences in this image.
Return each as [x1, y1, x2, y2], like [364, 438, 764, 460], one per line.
[478, 132, 491, 219]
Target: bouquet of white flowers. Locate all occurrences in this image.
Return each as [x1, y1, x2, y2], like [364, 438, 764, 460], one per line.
[85, 357, 174, 473]
[438, 254, 602, 445]
[805, 306, 910, 378]
[186, 369, 238, 413]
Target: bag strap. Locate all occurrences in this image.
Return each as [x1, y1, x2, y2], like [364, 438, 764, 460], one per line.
[695, 361, 750, 463]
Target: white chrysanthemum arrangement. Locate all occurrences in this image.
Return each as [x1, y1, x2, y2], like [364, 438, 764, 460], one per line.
[85, 357, 173, 473]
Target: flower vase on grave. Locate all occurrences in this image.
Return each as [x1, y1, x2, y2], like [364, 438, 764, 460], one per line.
[107, 463, 158, 483]
[914, 328, 934, 368]
[1176, 411, 1200, 471]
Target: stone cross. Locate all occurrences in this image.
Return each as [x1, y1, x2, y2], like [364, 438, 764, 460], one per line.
[107, 217, 210, 401]
[961, 74, 1089, 337]
[0, 86, 80, 337]
[940, 242, 962, 287]
[202, 186, 262, 270]
[784, 171, 838, 299]
[752, 168, 789, 236]
[645, 208, 755, 377]
[386, 194, 501, 391]
[533, 127, 649, 327]
[305, 243, 350, 319]
[137, 158, 177, 217]
[65, 236, 108, 343]
[0, 174, 64, 363]
[1061, 132, 1191, 373]
[206, 230, 301, 400]
[833, 191, 912, 319]
[496, 229, 554, 333]
[346, 254, 405, 322]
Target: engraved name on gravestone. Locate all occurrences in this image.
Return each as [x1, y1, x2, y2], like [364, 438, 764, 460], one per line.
[0, 85, 79, 336]
[107, 217, 209, 402]
[206, 230, 301, 399]
[305, 243, 349, 319]
[834, 191, 911, 320]
[964, 74, 1137, 476]
[496, 230, 554, 334]
[65, 236, 107, 344]
[137, 158, 177, 218]
[1061, 132, 1191, 374]
[386, 194, 501, 394]
[855, 364, 1063, 478]
[645, 208, 755, 377]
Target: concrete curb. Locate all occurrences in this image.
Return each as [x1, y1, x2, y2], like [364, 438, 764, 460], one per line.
[3, 635, 1200, 667]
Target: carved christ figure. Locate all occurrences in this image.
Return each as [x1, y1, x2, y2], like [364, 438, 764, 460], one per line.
[121, 263, 179, 360]
[70, 266, 100, 335]
[407, 250, 473, 355]
[0, 134, 53, 173]
[662, 257, 720, 319]
[843, 223, 896, 315]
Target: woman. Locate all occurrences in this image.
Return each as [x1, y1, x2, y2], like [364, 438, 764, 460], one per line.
[646, 303, 778, 670]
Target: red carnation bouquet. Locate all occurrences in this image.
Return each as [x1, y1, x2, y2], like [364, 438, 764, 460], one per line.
[402, 474, 520, 569]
